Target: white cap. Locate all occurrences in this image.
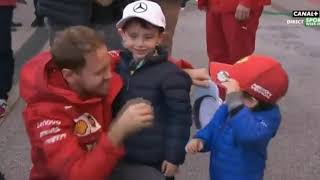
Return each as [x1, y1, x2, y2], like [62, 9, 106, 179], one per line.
[116, 0, 166, 29]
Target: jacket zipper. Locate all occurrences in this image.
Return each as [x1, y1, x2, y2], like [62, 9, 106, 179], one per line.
[126, 60, 145, 91]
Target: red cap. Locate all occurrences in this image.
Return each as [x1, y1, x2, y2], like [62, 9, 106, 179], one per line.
[210, 55, 289, 104]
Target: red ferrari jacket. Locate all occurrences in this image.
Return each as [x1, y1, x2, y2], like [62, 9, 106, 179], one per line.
[20, 51, 125, 180]
[20, 51, 193, 180]
[198, 0, 271, 13]
[0, 0, 16, 6]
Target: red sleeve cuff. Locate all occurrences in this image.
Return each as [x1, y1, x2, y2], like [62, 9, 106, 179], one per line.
[169, 56, 194, 69]
[240, 0, 252, 8]
[109, 50, 121, 71]
[100, 135, 125, 158]
[176, 59, 194, 69]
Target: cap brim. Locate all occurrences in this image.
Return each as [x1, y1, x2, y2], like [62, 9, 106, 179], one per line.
[116, 15, 165, 29]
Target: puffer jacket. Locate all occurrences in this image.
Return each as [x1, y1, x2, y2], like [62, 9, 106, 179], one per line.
[113, 48, 192, 165]
[194, 104, 281, 180]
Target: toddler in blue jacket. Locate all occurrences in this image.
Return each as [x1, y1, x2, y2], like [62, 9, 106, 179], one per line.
[186, 55, 289, 180]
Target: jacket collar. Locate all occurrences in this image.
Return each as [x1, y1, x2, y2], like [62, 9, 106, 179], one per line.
[119, 46, 169, 66]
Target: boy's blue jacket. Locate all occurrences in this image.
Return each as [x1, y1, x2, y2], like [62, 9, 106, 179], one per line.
[194, 104, 281, 180]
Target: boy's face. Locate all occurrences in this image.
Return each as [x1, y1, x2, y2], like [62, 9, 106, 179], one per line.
[119, 21, 163, 60]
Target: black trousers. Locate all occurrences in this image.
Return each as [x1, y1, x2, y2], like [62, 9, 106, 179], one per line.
[109, 161, 175, 180]
[0, 6, 14, 100]
[33, 0, 44, 18]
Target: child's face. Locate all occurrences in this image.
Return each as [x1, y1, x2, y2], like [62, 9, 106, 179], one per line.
[119, 22, 163, 60]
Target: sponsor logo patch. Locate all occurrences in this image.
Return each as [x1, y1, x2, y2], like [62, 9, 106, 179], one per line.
[73, 113, 101, 137]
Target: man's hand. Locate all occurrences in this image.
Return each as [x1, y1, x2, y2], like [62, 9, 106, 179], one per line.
[108, 98, 154, 146]
[185, 139, 204, 154]
[221, 78, 241, 95]
[95, 0, 113, 6]
[184, 68, 211, 87]
[161, 160, 178, 177]
[235, 4, 250, 21]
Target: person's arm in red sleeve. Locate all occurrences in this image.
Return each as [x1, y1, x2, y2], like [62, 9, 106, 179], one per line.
[169, 56, 211, 87]
[239, 0, 252, 8]
[168, 56, 193, 69]
[23, 104, 124, 180]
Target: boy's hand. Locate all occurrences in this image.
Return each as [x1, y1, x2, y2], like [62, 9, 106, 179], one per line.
[185, 139, 204, 154]
[161, 160, 179, 177]
[221, 79, 241, 95]
[184, 68, 211, 87]
[235, 4, 250, 21]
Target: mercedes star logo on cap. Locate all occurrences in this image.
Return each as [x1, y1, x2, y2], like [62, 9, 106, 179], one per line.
[133, 2, 148, 13]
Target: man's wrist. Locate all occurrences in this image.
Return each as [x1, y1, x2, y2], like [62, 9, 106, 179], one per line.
[107, 123, 126, 147]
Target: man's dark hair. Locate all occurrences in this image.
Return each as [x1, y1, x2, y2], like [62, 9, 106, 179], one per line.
[51, 26, 106, 71]
[122, 17, 164, 33]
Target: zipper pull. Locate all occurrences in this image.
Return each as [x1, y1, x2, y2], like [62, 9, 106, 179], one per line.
[127, 78, 130, 91]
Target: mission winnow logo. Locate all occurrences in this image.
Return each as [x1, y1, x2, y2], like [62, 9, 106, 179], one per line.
[287, 10, 320, 27]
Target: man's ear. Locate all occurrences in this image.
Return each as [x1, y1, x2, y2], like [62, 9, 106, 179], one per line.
[61, 68, 77, 83]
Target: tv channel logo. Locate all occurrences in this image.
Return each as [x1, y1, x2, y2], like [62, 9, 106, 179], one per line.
[292, 10, 319, 18]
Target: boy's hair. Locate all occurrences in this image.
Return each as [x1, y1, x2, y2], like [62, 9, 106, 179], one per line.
[51, 26, 106, 71]
[122, 17, 164, 33]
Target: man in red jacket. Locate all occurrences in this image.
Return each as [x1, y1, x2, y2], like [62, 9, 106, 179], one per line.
[0, 0, 15, 118]
[20, 26, 156, 180]
[198, 0, 270, 64]
[20, 26, 210, 180]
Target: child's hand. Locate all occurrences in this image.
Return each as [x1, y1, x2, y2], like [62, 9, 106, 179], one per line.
[161, 160, 178, 177]
[221, 79, 241, 95]
[185, 139, 204, 154]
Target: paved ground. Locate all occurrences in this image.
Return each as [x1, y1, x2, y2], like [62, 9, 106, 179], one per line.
[1, 0, 320, 180]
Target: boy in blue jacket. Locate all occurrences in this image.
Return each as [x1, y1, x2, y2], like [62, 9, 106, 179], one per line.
[186, 55, 289, 180]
